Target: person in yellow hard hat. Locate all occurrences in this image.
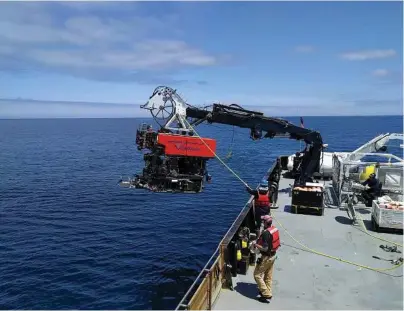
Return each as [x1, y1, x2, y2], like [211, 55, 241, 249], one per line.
[361, 173, 382, 206]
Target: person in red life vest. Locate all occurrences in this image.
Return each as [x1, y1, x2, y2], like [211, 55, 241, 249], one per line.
[251, 215, 280, 302]
[246, 181, 271, 231]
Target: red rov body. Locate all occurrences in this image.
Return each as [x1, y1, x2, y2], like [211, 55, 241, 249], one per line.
[157, 133, 216, 158]
[132, 125, 216, 192]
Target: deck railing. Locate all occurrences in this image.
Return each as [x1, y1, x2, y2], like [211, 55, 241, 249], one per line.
[175, 159, 282, 310]
[175, 195, 254, 310]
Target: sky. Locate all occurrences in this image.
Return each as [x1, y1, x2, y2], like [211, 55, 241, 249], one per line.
[0, 0, 402, 118]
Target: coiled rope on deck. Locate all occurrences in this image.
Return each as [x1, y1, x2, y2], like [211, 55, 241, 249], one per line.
[355, 212, 403, 247]
[182, 116, 403, 273]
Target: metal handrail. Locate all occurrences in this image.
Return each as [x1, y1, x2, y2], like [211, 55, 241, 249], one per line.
[175, 196, 254, 310]
[175, 160, 280, 310]
[175, 248, 220, 310]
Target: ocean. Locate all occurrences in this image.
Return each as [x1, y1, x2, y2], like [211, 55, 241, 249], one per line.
[0, 116, 402, 309]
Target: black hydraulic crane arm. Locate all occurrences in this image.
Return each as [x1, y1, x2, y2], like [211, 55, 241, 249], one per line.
[140, 86, 324, 187]
[186, 104, 324, 186]
[186, 104, 319, 143]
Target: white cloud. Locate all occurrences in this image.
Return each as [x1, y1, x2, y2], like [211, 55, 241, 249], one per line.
[371, 69, 390, 77]
[0, 99, 148, 119]
[0, 2, 221, 82]
[370, 69, 402, 86]
[223, 94, 328, 108]
[340, 49, 396, 61]
[206, 91, 403, 116]
[22, 40, 217, 72]
[0, 20, 88, 45]
[22, 40, 216, 72]
[295, 45, 315, 53]
[59, 1, 138, 13]
[0, 2, 53, 26]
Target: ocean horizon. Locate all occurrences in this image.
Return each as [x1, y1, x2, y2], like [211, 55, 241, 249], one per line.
[1, 114, 403, 120]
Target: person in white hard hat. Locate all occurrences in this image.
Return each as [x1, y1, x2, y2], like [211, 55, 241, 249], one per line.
[246, 180, 271, 231]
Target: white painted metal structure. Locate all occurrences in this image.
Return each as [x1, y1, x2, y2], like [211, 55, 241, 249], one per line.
[347, 133, 404, 162]
[329, 133, 404, 208]
[140, 86, 193, 132]
[286, 133, 404, 179]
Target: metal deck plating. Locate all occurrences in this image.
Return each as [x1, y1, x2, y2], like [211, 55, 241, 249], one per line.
[176, 174, 403, 310]
[213, 177, 403, 310]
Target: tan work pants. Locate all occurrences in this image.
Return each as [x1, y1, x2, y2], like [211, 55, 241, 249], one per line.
[254, 254, 276, 298]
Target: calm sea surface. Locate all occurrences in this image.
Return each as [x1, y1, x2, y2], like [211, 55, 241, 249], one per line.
[0, 116, 402, 309]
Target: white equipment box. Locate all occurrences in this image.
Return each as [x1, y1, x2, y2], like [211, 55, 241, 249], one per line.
[371, 200, 403, 230]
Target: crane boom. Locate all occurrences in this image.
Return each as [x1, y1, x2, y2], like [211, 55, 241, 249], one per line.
[186, 103, 324, 186]
[126, 86, 324, 192]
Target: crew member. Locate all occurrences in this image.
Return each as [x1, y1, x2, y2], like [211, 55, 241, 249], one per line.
[361, 173, 381, 206]
[251, 215, 280, 302]
[246, 182, 271, 230]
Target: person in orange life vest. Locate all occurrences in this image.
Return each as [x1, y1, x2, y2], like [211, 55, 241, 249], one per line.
[251, 215, 280, 301]
[246, 181, 271, 230]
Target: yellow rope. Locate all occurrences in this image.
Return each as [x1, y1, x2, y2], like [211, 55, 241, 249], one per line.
[355, 212, 403, 247]
[272, 213, 402, 272]
[182, 117, 403, 273]
[182, 117, 248, 187]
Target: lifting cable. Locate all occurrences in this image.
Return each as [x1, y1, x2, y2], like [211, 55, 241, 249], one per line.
[225, 126, 235, 160]
[182, 117, 403, 273]
[207, 124, 241, 161]
[182, 117, 248, 187]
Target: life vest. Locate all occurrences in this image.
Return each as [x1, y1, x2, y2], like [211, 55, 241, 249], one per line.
[257, 225, 280, 252]
[255, 193, 270, 208]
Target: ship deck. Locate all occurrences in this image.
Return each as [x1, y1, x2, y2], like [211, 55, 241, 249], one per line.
[213, 176, 403, 310]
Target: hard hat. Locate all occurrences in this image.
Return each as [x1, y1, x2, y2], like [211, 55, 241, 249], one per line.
[258, 186, 269, 192]
[260, 179, 268, 186]
[261, 215, 273, 223]
[359, 164, 376, 182]
[259, 180, 268, 191]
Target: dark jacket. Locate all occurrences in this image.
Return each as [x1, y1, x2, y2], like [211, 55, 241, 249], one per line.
[246, 187, 269, 200]
[260, 229, 273, 255]
[362, 177, 380, 193]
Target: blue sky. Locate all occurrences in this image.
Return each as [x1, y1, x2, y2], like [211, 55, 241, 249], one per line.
[0, 0, 402, 118]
